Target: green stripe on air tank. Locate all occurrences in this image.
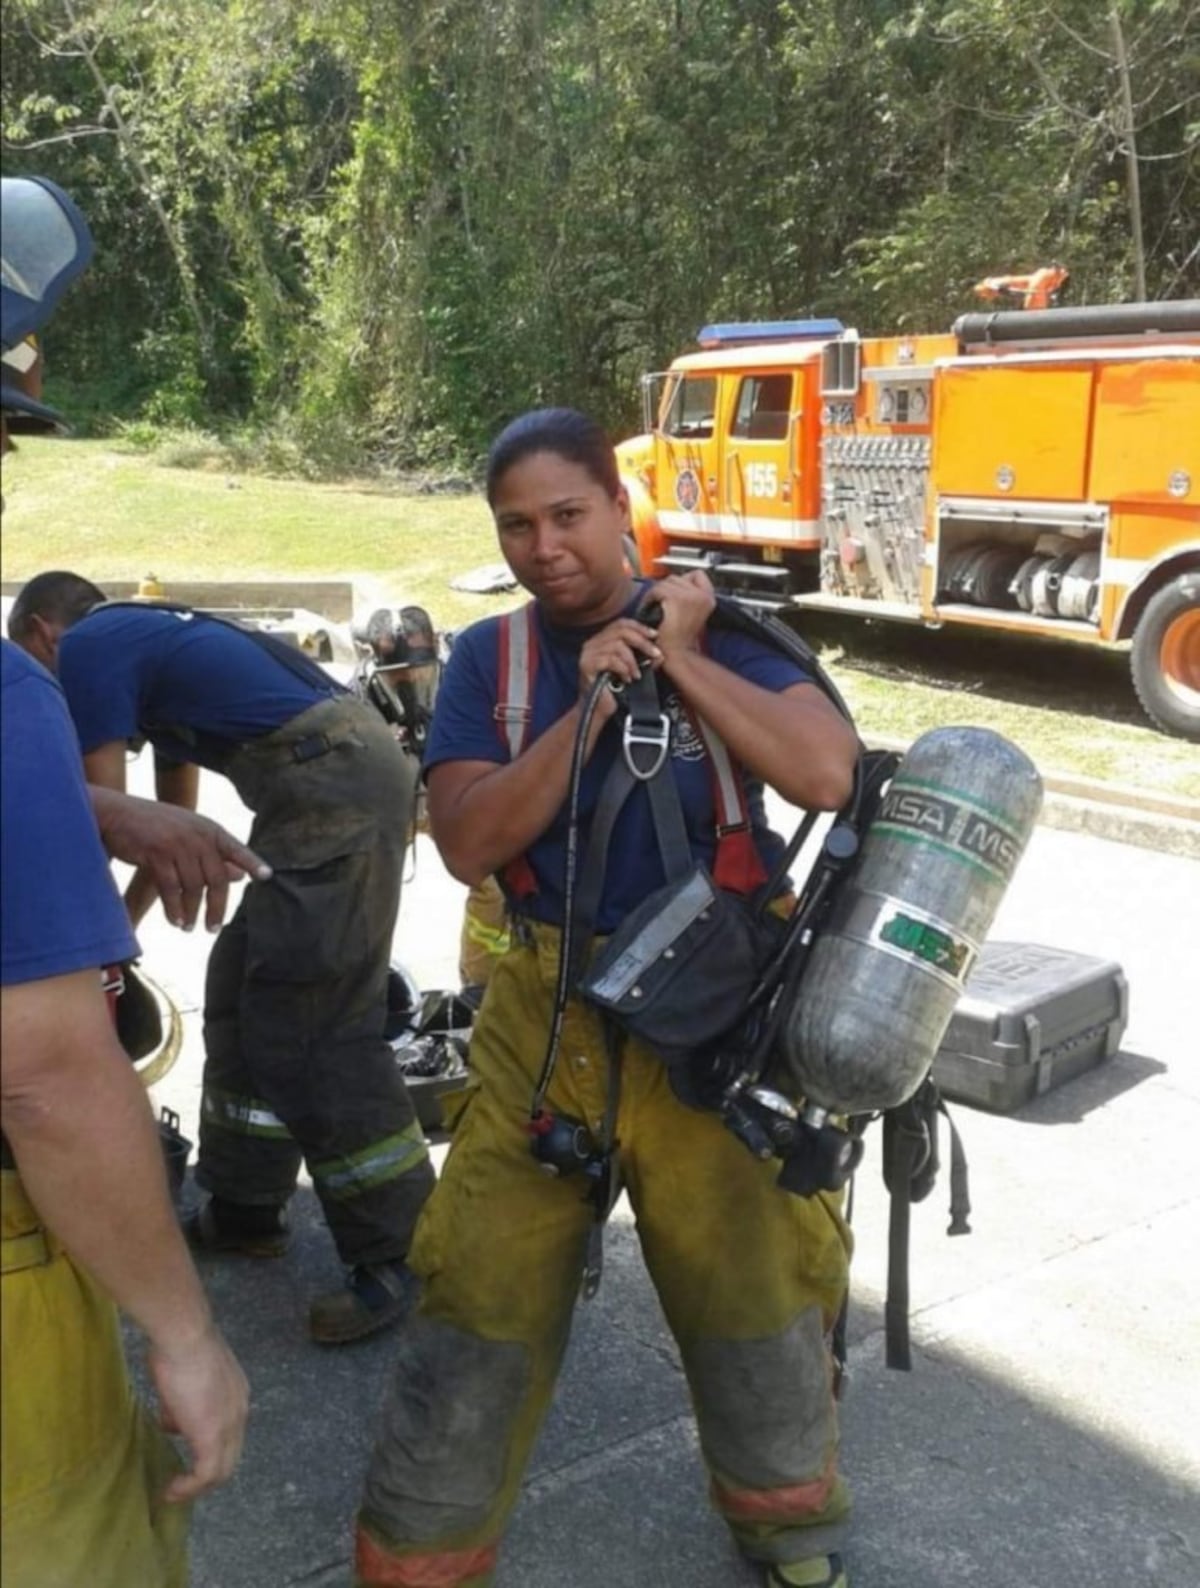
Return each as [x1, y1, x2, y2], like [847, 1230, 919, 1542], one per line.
[876, 781, 1026, 883]
[872, 821, 1014, 885]
[889, 772, 1026, 836]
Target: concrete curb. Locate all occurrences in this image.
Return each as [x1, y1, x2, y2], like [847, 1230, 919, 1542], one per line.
[1037, 790, 1200, 859]
[1, 577, 356, 622]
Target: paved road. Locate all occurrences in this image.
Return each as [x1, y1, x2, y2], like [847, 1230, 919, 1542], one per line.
[127, 762, 1200, 1588]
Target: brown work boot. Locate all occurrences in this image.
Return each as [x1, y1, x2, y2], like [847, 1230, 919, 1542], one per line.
[308, 1259, 416, 1346]
[183, 1197, 290, 1259]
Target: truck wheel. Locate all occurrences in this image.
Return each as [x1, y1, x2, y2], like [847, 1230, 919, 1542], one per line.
[1130, 572, 1200, 741]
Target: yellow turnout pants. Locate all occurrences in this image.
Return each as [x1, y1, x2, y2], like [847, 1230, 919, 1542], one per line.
[458, 875, 512, 991]
[357, 923, 851, 1586]
[1, 1169, 189, 1588]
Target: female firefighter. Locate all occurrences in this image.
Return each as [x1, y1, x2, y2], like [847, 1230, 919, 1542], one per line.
[356, 408, 860, 1588]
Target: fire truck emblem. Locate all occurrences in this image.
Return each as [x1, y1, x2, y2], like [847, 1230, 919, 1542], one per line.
[675, 468, 701, 512]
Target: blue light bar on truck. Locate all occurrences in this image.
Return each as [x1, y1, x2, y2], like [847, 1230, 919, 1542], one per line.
[696, 318, 844, 349]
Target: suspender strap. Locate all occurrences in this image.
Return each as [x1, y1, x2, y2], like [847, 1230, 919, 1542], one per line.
[623, 668, 691, 880]
[568, 668, 691, 984]
[496, 604, 539, 899]
[882, 1079, 972, 1371]
[686, 706, 768, 895]
[495, 602, 536, 759]
[570, 756, 637, 982]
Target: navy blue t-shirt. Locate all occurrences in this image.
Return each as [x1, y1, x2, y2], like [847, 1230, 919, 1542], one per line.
[57, 604, 338, 770]
[1, 639, 137, 986]
[424, 595, 810, 932]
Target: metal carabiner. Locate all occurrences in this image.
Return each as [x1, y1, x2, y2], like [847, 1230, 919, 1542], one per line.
[622, 710, 671, 780]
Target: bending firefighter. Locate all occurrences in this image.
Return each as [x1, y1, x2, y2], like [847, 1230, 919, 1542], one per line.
[356, 409, 861, 1588]
[9, 574, 436, 1344]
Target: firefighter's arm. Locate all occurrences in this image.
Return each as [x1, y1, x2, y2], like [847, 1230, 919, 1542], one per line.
[154, 754, 200, 812]
[83, 738, 128, 793]
[91, 788, 272, 932]
[122, 754, 199, 927]
[428, 714, 594, 886]
[0, 968, 248, 1501]
[428, 615, 662, 885]
[653, 573, 857, 811]
[86, 742, 271, 932]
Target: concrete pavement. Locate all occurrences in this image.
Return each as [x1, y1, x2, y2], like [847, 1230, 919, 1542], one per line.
[127, 762, 1200, 1588]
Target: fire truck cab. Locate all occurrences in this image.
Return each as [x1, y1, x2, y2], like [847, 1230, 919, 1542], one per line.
[618, 302, 1200, 740]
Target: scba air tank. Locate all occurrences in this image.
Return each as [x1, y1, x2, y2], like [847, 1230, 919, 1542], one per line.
[776, 726, 1043, 1115]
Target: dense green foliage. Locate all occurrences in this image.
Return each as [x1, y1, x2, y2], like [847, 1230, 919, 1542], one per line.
[3, 0, 1197, 469]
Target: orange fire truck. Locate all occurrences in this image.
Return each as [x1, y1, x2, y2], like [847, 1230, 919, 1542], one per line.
[616, 299, 1200, 740]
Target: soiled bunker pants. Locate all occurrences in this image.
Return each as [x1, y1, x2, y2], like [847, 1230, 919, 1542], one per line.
[458, 874, 512, 991]
[197, 696, 435, 1266]
[357, 924, 851, 1586]
[1, 1170, 189, 1588]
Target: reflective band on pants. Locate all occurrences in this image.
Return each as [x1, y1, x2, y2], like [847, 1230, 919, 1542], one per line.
[201, 1087, 291, 1139]
[314, 1122, 430, 1201]
[357, 1526, 497, 1587]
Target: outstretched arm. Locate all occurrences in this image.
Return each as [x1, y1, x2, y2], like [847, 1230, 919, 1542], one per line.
[85, 743, 271, 931]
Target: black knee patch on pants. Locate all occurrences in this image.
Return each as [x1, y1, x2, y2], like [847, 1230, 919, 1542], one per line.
[689, 1308, 833, 1489]
[362, 1315, 530, 1543]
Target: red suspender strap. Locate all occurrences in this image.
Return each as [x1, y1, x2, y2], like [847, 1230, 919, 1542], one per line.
[690, 712, 768, 894]
[495, 602, 536, 760]
[688, 631, 768, 895]
[495, 603, 539, 899]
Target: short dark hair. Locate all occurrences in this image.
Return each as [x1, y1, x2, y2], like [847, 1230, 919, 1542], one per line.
[7, 570, 107, 642]
[485, 407, 620, 505]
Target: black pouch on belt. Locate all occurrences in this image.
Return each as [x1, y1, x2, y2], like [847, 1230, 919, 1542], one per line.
[579, 864, 781, 1067]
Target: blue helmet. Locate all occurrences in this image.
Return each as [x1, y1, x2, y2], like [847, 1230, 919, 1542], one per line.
[1, 175, 94, 431]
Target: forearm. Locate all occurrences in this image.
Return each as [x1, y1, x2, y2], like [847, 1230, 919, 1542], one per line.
[432, 701, 609, 883]
[91, 779, 269, 934]
[660, 649, 857, 810]
[155, 758, 200, 811]
[3, 1030, 215, 1351]
[123, 866, 160, 928]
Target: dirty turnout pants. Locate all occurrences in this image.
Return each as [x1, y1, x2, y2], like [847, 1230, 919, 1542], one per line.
[357, 923, 851, 1585]
[197, 696, 435, 1265]
[1, 1169, 189, 1588]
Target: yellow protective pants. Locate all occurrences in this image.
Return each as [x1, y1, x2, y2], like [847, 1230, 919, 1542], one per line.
[0, 1169, 189, 1588]
[358, 924, 851, 1586]
[458, 875, 512, 991]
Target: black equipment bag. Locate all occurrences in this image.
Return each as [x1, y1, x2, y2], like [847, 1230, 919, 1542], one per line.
[580, 862, 784, 1068]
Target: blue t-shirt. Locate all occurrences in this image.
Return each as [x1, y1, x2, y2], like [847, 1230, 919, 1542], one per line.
[58, 604, 338, 770]
[1, 640, 138, 986]
[424, 595, 810, 931]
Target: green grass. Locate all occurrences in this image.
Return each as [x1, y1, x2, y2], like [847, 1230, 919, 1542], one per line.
[3, 438, 1197, 803]
[1, 434, 510, 634]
